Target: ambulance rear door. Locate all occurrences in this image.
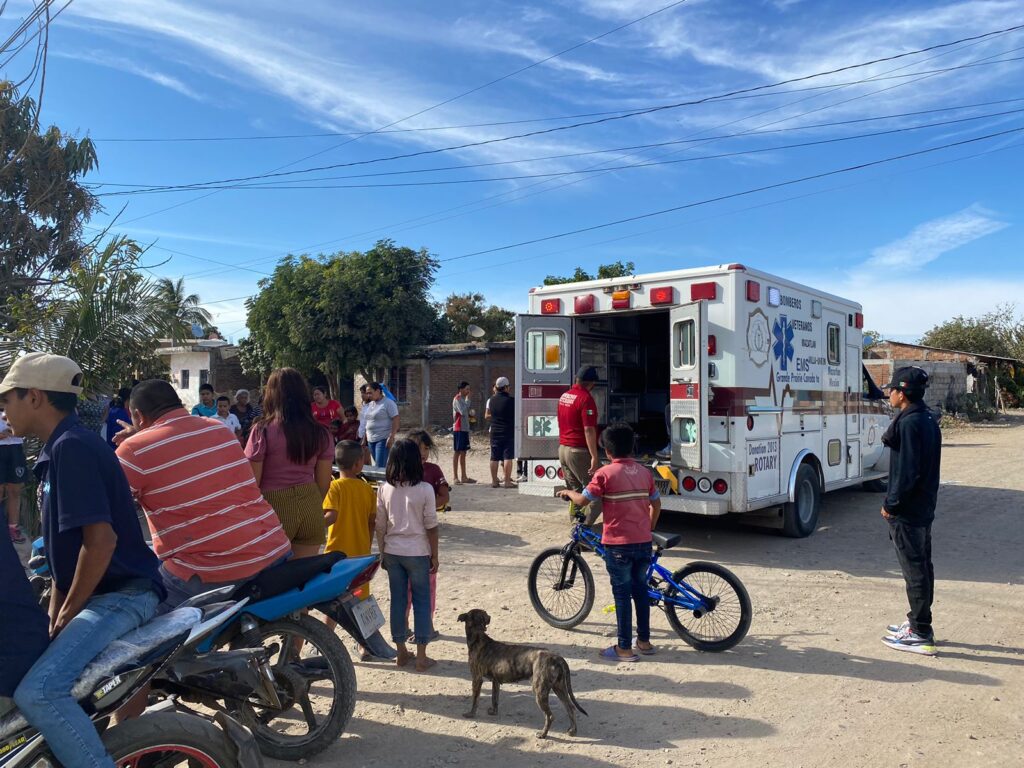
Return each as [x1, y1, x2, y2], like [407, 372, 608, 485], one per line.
[669, 301, 709, 471]
[515, 314, 573, 460]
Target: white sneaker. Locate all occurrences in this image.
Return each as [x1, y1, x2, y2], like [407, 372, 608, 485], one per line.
[882, 625, 937, 656]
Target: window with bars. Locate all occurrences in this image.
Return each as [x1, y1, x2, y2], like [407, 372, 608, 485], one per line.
[387, 366, 409, 403]
[199, 369, 210, 386]
[180, 370, 190, 389]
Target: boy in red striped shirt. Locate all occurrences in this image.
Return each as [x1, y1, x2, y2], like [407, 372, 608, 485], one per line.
[559, 422, 660, 662]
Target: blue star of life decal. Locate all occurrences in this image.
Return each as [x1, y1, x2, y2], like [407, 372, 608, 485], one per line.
[772, 314, 794, 371]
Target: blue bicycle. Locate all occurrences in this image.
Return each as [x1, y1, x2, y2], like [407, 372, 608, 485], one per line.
[527, 513, 752, 651]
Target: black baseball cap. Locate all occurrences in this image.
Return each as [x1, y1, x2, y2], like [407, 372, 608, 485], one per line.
[884, 366, 929, 394]
[576, 365, 600, 382]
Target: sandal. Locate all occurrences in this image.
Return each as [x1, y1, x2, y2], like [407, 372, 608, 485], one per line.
[491, 481, 500, 488]
[634, 644, 657, 656]
[599, 646, 639, 662]
[503, 481, 517, 489]
[461, 478, 477, 484]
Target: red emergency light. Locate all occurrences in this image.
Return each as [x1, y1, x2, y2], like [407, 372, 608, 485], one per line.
[707, 335, 717, 356]
[855, 312, 864, 329]
[574, 294, 596, 314]
[540, 298, 562, 315]
[690, 282, 717, 301]
[746, 280, 760, 302]
[650, 286, 674, 305]
[611, 290, 631, 310]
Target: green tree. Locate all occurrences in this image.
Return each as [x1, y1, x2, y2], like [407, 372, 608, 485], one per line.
[155, 277, 215, 341]
[237, 334, 273, 383]
[441, 292, 515, 341]
[246, 239, 442, 382]
[862, 329, 882, 350]
[1, 81, 99, 329]
[919, 304, 1022, 358]
[2, 237, 168, 390]
[543, 260, 635, 286]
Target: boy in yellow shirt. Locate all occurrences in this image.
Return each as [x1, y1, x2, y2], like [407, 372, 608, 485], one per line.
[323, 441, 377, 657]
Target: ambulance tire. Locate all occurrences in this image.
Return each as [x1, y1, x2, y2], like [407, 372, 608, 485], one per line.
[862, 478, 888, 493]
[782, 464, 821, 538]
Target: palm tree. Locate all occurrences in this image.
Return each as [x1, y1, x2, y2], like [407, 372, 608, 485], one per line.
[155, 277, 214, 342]
[1, 236, 170, 391]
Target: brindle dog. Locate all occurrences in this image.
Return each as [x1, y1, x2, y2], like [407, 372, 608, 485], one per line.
[458, 608, 587, 738]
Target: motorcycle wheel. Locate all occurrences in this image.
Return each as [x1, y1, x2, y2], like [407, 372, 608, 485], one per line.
[102, 711, 241, 767]
[231, 614, 355, 761]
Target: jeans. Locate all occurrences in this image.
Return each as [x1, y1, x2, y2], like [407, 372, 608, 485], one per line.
[158, 555, 289, 612]
[889, 519, 935, 636]
[603, 543, 653, 650]
[14, 587, 159, 768]
[369, 440, 390, 468]
[383, 553, 432, 645]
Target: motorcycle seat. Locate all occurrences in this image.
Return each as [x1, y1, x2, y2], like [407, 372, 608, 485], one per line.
[239, 555, 378, 620]
[232, 551, 346, 603]
[0, 607, 202, 740]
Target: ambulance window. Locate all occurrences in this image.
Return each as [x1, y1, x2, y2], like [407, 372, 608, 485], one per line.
[674, 320, 696, 368]
[677, 417, 697, 445]
[526, 330, 565, 372]
[827, 324, 841, 365]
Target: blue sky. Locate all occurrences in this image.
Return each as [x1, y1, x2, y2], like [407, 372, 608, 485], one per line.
[4, 0, 1024, 342]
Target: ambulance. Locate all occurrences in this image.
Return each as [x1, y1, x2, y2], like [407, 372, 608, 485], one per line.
[514, 264, 892, 537]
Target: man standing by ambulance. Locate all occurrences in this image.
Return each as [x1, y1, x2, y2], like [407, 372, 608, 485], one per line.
[880, 366, 941, 656]
[557, 366, 601, 520]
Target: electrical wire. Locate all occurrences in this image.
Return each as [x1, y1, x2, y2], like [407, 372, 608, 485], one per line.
[96, 25, 1024, 197]
[85, 95, 1024, 189]
[88, 107, 1024, 194]
[435, 124, 1024, 263]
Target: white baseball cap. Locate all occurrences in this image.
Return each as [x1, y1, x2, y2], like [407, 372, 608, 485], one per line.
[0, 352, 84, 396]
[495, 376, 510, 388]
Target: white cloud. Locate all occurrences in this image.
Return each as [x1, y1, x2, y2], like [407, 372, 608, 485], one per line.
[865, 205, 1008, 270]
[58, 0, 602, 175]
[52, 50, 205, 101]
[809, 275, 1024, 340]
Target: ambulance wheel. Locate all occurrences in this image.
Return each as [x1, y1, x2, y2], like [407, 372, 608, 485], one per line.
[783, 464, 820, 538]
[862, 478, 888, 493]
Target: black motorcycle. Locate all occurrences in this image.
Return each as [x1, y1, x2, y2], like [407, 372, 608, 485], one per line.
[0, 598, 263, 768]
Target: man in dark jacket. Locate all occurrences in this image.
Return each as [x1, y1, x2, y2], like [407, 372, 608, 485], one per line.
[879, 366, 941, 656]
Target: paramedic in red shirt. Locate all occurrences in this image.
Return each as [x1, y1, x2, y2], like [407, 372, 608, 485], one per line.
[557, 366, 601, 518]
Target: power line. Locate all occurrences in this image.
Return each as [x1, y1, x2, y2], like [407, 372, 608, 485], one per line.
[86, 94, 1024, 189]
[90, 107, 1024, 195]
[94, 25, 1024, 197]
[172, 45, 1018, 282]
[85, 56, 1024, 144]
[436, 124, 1024, 263]
[142, 30, 1024, 282]
[114, 0, 694, 226]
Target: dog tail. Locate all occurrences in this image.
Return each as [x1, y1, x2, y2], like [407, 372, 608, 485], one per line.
[561, 658, 588, 716]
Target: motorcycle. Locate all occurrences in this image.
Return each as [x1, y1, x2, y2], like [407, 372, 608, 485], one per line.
[25, 541, 389, 762]
[0, 596, 263, 768]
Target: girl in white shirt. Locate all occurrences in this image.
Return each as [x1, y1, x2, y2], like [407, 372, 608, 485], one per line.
[375, 439, 439, 671]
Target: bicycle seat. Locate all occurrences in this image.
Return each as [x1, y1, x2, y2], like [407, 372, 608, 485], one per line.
[652, 532, 682, 550]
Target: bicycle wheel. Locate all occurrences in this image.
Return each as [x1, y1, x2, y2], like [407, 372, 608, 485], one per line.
[231, 614, 356, 761]
[528, 547, 595, 629]
[664, 561, 752, 652]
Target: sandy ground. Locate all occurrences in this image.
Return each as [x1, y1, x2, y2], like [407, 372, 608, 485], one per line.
[279, 419, 1011, 766]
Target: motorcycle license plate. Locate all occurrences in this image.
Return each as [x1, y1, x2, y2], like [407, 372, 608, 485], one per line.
[352, 596, 385, 638]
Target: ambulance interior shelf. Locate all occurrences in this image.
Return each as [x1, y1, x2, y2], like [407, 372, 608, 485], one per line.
[575, 311, 672, 454]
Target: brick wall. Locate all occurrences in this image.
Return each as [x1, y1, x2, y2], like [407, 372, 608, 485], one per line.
[864, 358, 970, 411]
[353, 345, 516, 432]
[211, 347, 261, 397]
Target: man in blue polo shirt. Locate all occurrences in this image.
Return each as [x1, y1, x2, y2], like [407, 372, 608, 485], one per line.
[0, 353, 164, 768]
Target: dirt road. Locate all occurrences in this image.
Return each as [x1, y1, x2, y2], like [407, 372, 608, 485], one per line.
[281, 414, 1024, 768]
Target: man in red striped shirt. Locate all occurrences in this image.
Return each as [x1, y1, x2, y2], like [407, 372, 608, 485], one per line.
[115, 379, 291, 606]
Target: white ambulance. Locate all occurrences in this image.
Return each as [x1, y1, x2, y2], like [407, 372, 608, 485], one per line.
[514, 264, 892, 537]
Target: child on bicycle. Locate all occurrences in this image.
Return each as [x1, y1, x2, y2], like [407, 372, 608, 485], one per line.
[322, 440, 377, 658]
[558, 422, 661, 662]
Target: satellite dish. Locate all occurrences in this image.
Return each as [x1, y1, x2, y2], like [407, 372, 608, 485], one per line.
[467, 324, 486, 339]
[190, 322, 204, 339]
